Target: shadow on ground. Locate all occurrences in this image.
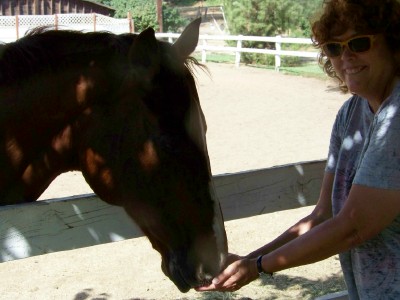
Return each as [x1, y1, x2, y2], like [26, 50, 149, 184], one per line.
[74, 272, 346, 300]
[196, 273, 346, 300]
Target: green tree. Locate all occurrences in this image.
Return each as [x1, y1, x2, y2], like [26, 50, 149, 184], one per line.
[162, 4, 189, 32]
[296, 0, 325, 37]
[109, 0, 158, 31]
[222, 0, 310, 37]
[96, 0, 188, 32]
[221, 0, 323, 65]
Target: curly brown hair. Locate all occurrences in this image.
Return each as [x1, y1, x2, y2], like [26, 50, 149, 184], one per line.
[311, 0, 400, 92]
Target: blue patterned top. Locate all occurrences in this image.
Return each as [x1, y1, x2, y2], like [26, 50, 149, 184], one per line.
[325, 81, 400, 299]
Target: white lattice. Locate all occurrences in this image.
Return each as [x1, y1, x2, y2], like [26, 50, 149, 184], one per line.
[0, 16, 16, 27]
[58, 14, 94, 25]
[18, 15, 55, 27]
[0, 14, 131, 43]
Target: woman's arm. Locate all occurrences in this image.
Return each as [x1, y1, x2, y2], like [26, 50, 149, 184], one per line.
[196, 172, 334, 291]
[246, 172, 334, 259]
[198, 174, 400, 292]
[260, 184, 400, 273]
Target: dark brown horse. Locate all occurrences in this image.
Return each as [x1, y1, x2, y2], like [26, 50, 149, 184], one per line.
[0, 19, 227, 292]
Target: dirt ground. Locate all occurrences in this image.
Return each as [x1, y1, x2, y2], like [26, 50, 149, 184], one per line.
[0, 63, 349, 299]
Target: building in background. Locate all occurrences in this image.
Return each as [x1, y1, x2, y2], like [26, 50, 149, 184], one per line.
[0, 0, 114, 16]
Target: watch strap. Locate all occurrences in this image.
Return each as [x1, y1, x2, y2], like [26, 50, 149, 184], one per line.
[256, 255, 273, 276]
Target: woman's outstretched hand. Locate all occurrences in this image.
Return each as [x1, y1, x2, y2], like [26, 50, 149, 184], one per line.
[196, 254, 259, 292]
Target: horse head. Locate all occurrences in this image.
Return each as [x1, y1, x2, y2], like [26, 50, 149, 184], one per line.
[81, 19, 228, 292]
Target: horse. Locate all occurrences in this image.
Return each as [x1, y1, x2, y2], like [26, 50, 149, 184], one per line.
[0, 18, 228, 292]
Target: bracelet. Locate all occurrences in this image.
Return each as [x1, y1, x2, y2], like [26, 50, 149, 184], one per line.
[256, 255, 273, 276]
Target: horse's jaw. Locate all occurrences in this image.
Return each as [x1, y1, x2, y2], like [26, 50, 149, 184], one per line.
[160, 233, 227, 293]
[159, 191, 228, 293]
[160, 253, 193, 293]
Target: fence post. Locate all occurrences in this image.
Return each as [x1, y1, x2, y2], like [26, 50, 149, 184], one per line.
[235, 35, 243, 67]
[15, 15, 19, 40]
[202, 35, 208, 64]
[54, 14, 58, 30]
[275, 35, 282, 71]
[93, 13, 97, 32]
[127, 11, 134, 33]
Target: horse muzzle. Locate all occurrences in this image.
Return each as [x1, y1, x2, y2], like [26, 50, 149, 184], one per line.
[161, 232, 228, 293]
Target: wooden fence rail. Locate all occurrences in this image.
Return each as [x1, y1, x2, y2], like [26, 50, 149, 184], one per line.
[0, 14, 318, 69]
[0, 159, 325, 263]
[157, 32, 318, 69]
[0, 159, 349, 299]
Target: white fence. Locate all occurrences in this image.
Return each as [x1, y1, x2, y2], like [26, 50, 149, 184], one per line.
[0, 13, 132, 43]
[0, 14, 318, 69]
[158, 32, 318, 69]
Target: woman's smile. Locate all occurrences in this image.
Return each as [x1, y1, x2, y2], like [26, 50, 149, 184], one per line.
[344, 66, 366, 75]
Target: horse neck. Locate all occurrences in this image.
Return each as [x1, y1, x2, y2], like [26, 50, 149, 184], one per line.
[0, 31, 135, 203]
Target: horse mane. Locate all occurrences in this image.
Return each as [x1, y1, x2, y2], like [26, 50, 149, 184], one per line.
[184, 56, 209, 79]
[0, 28, 135, 85]
[25, 25, 58, 36]
[0, 27, 206, 104]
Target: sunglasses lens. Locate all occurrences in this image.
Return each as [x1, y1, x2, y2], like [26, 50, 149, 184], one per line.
[323, 36, 373, 57]
[348, 37, 371, 52]
[323, 43, 342, 57]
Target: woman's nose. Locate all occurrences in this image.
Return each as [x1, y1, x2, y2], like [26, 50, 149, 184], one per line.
[340, 45, 356, 59]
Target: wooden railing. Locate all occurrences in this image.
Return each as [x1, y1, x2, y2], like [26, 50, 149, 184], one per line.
[0, 159, 348, 299]
[156, 32, 318, 69]
[0, 159, 325, 263]
[0, 14, 318, 70]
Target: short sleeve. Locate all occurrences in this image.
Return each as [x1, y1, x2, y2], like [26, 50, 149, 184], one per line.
[354, 98, 400, 190]
[325, 98, 357, 173]
[325, 111, 342, 173]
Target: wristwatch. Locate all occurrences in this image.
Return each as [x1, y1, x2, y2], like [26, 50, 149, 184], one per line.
[256, 255, 273, 276]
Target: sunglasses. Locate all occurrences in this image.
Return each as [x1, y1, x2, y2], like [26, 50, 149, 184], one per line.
[322, 35, 376, 58]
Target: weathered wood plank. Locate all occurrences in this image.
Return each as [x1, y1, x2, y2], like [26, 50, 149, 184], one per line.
[215, 159, 325, 221]
[0, 194, 142, 262]
[0, 160, 326, 263]
[315, 290, 349, 300]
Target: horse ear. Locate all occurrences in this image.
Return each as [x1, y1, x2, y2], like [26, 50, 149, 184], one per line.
[172, 17, 201, 59]
[129, 27, 160, 70]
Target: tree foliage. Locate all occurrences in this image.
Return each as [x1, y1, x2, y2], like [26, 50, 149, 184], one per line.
[94, 0, 324, 65]
[162, 5, 190, 32]
[96, 0, 188, 32]
[101, 0, 158, 31]
[222, 0, 323, 37]
[221, 0, 323, 65]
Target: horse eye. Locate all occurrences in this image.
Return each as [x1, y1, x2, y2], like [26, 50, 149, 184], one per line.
[156, 135, 181, 154]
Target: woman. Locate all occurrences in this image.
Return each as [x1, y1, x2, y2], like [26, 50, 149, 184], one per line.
[197, 0, 400, 298]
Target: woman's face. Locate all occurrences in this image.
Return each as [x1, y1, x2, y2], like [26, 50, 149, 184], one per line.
[329, 29, 397, 104]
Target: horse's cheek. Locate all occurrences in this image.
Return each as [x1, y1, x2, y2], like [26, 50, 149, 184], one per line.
[137, 140, 159, 173]
[75, 75, 95, 105]
[81, 148, 116, 198]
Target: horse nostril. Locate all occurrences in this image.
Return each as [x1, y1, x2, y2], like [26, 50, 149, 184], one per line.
[196, 278, 212, 288]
